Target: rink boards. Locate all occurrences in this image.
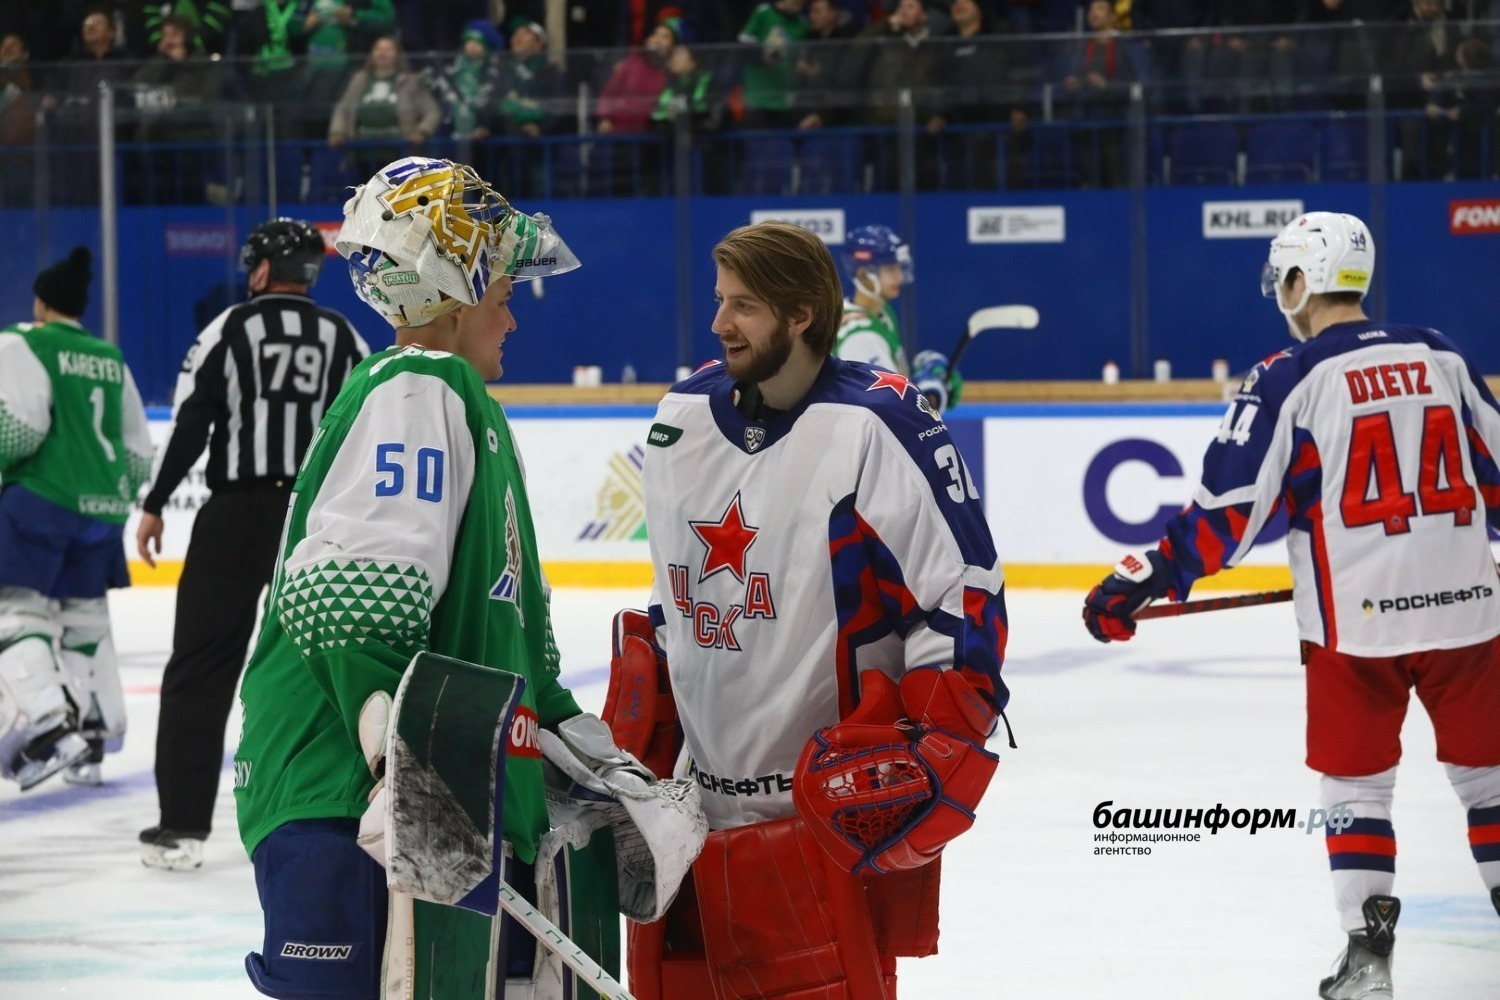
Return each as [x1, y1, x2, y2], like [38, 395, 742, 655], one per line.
[125, 401, 1295, 591]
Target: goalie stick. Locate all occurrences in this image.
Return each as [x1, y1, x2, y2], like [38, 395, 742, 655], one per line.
[948, 304, 1040, 372]
[497, 881, 636, 1000]
[1134, 588, 1294, 620]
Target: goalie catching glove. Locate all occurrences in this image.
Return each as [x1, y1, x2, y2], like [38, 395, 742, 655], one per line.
[539, 712, 707, 923]
[794, 667, 999, 875]
[1082, 549, 1181, 643]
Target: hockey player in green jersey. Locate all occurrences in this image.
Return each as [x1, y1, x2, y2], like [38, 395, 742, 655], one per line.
[0, 246, 153, 790]
[235, 157, 705, 1000]
[835, 224, 962, 413]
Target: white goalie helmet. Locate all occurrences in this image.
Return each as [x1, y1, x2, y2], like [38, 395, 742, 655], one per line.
[335, 157, 581, 328]
[1260, 212, 1374, 340]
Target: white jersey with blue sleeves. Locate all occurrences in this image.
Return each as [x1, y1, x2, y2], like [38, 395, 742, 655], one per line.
[1158, 320, 1500, 657]
[640, 356, 1008, 830]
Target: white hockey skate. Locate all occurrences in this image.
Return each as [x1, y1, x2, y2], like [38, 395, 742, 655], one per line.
[1319, 895, 1399, 1000]
[12, 731, 91, 791]
[62, 761, 102, 786]
[139, 826, 206, 871]
[1, 635, 92, 790]
[62, 737, 104, 786]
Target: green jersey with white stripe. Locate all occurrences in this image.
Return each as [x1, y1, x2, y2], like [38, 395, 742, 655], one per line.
[835, 299, 907, 374]
[0, 321, 153, 521]
[234, 345, 581, 864]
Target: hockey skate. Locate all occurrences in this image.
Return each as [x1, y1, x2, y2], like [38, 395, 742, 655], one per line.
[62, 737, 104, 786]
[1319, 895, 1399, 1000]
[11, 729, 91, 791]
[62, 761, 102, 786]
[139, 825, 207, 871]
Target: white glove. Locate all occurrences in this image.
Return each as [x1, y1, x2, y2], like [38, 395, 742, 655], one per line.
[354, 690, 393, 869]
[540, 713, 707, 922]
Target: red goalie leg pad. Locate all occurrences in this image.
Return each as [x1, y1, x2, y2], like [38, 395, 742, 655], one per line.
[694, 817, 892, 1000]
[866, 859, 942, 958]
[601, 608, 681, 780]
[624, 875, 714, 1000]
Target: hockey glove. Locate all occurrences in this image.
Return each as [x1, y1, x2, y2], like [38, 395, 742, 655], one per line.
[600, 608, 680, 781]
[912, 350, 963, 414]
[1082, 549, 1179, 643]
[354, 690, 393, 868]
[540, 713, 708, 922]
[794, 668, 998, 875]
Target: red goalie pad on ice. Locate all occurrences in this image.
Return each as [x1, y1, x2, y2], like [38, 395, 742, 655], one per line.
[794, 668, 999, 875]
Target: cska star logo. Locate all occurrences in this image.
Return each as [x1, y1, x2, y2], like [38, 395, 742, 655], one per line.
[673, 492, 777, 650]
[689, 492, 759, 583]
[867, 370, 912, 398]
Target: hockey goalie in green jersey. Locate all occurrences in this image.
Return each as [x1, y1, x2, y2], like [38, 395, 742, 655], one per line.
[0, 246, 153, 791]
[234, 157, 706, 1000]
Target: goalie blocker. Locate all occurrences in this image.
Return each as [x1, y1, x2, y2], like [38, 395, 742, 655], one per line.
[603, 612, 1001, 999]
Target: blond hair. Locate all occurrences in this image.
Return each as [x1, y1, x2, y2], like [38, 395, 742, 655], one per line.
[712, 222, 844, 356]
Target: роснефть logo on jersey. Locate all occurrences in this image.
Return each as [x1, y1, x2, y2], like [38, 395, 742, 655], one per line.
[1363, 585, 1494, 614]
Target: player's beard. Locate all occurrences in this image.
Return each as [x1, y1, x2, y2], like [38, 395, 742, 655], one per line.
[724, 321, 794, 384]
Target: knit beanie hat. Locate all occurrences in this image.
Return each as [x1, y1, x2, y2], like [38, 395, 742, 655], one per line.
[460, 18, 501, 51]
[33, 245, 93, 318]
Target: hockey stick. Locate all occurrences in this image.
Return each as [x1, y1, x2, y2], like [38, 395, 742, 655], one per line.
[948, 304, 1040, 371]
[498, 879, 637, 1000]
[1134, 588, 1294, 620]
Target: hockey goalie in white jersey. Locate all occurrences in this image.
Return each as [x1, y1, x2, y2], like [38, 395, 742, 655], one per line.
[600, 221, 1012, 999]
[1083, 212, 1500, 1000]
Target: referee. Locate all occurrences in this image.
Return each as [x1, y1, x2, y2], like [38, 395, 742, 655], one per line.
[136, 218, 370, 871]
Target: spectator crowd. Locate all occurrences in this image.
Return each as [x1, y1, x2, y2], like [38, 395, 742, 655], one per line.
[2, 0, 1499, 200]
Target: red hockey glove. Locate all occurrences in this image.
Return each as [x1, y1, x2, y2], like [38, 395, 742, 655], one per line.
[1082, 549, 1178, 643]
[601, 609, 680, 781]
[793, 668, 999, 875]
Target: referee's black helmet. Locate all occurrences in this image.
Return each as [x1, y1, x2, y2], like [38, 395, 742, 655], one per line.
[240, 218, 326, 287]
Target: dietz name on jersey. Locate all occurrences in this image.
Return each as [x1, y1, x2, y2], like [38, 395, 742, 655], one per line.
[1345, 360, 1431, 403]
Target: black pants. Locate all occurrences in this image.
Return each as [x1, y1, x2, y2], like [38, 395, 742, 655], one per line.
[153, 481, 290, 835]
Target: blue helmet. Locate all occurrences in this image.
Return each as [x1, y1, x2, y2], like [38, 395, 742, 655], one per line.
[840, 225, 913, 297]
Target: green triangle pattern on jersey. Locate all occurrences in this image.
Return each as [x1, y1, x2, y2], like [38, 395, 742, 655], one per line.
[127, 451, 153, 492]
[278, 559, 435, 655]
[0, 401, 47, 466]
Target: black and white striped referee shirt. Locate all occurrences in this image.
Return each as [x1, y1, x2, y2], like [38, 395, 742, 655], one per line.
[142, 293, 370, 515]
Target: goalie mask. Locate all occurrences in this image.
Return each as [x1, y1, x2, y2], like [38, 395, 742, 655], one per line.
[1260, 212, 1374, 341]
[336, 157, 581, 328]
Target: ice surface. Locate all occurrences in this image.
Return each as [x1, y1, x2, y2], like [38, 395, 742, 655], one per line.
[1, 587, 1495, 998]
